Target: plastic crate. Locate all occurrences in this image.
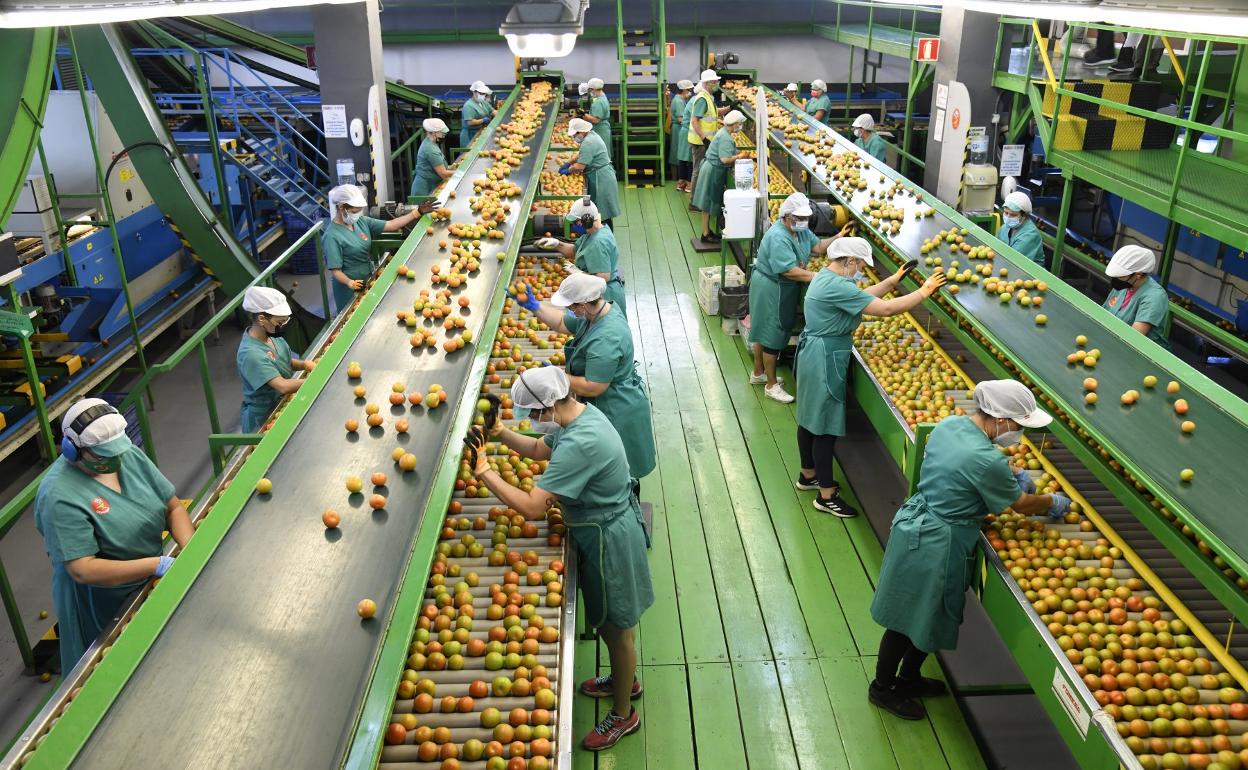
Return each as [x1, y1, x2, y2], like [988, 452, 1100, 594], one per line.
[696, 265, 745, 315]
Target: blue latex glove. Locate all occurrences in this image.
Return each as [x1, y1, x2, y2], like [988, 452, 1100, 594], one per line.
[1047, 493, 1072, 522]
[558, 163, 572, 175]
[508, 282, 540, 312]
[155, 555, 175, 577]
[1013, 467, 1036, 495]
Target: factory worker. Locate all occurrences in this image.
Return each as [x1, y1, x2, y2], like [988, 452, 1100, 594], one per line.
[34, 398, 194, 668]
[460, 81, 495, 150]
[869, 381, 1070, 719]
[560, 118, 621, 228]
[805, 79, 831, 123]
[466, 366, 652, 751]
[669, 79, 695, 192]
[997, 191, 1045, 267]
[852, 113, 888, 162]
[1103, 245, 1171, 350]
[748, 193, 856, 402]
[535, 197, 626, 313]
[687, 69, 729, 200]
[237, 286, 313, 433]
[584, 77, 613, 161]
[577, 82, 590, 113]
[795, 238, 945, 516]
[324, 184, 434, 314]
[410, 118, 454, 198]
[783, 82, 802, 107]
[692, 109, 749, 243]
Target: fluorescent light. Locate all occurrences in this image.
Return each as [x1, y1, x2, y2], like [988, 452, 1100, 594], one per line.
[503, 32, 579, 58]
[500, 0, 587, 59]
[0, 0, 358, 28]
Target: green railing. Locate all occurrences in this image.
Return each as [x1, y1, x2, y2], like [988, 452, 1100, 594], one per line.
[389, 128, 425, 201]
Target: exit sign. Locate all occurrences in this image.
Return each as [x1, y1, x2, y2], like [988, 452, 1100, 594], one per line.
[916, 37, 940, 62]
[665, 42, 676, 58]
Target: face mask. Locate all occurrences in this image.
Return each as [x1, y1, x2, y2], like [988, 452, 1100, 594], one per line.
[992, 420, 1024, 447]
[791, 220, 810, 232]
[266, 318, 288, 338]
[1004, 215, 1022, 228]
[574, 134, 585, 145]
[852, 271, 865, 282]
[81, 453, 122, 475]
[571, 221, 588, 236]
[1110, 277, 1132, 291]
[343, 211, 361, 226]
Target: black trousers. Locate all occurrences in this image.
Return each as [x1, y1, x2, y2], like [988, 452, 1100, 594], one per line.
[675, 159, 692, 181]
[875, 628, 929, 686]
[796, 427, 838, 490]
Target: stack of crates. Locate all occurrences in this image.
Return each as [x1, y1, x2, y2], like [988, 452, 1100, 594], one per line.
[697, 265, 746, 315]
[1043, 80, 1174, 151]
[276, 209, 322, 275]
[100, 392, 145, 451]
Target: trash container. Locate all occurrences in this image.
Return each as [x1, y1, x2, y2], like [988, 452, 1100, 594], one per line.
[719, 284, 750, 335]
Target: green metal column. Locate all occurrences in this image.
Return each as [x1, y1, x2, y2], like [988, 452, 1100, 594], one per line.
[0, 28, 56, 224]
[1049, 173, 1073, 275]
[1232, 48, 1248, 165]
[6, 284, 56, 460]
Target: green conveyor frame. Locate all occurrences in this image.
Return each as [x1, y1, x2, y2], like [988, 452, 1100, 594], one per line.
[0, 29, 56, 225]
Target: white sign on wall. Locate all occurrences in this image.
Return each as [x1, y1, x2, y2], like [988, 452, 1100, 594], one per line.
[322, 104, 349, 139]
[1000, 145, 1025, 177]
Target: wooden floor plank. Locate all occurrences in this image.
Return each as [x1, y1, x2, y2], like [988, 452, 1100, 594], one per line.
[573, 637, 600, 770]
[776, 659, 852, 770]
[732, 661, 800, 768]
[639, 665, 698, 770]
[853, 657, 951, 770]
[688, 663, 749, 770]
[818, 656, 903, 770]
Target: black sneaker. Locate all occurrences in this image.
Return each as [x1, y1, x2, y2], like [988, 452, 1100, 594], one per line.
[702, 232, 721, 244]
[896, 675, 948, 698]
[794, 474, 819, 491]
[868, 680, 926, 720]
[813, 493, 858, 518]
[1082, 46, 1117, 67]
[1109, 46, 1136, 73]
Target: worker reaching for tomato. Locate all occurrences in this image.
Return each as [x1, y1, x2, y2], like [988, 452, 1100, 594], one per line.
[1102, 245, 1171, 350]
[534, 197, 627, 315]
[561, 119, 620, 229]
[236, 286, 313, 433]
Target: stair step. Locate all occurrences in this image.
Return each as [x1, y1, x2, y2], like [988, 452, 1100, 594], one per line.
[626, 154, 661, 160]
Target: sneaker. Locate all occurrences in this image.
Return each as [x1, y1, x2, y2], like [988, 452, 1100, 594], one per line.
[1082, 46, 1117, 67]
[896, 675, 948, 698]
[749, 372, 783, 385]
[794, 474, 819, 491]
[813, 493, 858, 518]
[702, 232, 722, 244]
[579, 674, 643, 700]
[764, 382, 794, 403]
[869, 680, 926, 720]
[582, 708, 641, 751]
[1109, 46, 1136, 73]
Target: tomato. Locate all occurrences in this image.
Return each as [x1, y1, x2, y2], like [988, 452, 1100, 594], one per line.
[385, 723, 406, 745]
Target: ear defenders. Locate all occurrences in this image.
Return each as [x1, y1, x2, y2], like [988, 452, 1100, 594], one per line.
[61, 403, 120, 462]
[574, 195, 596, 232]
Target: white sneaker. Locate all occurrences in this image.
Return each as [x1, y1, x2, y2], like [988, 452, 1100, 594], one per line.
[749, 373, 783, 385]
[765, 383, 795, 403]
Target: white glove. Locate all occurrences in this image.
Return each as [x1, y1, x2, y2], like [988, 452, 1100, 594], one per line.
[562, 262, 581, 274]
[536, 237, 562, 250]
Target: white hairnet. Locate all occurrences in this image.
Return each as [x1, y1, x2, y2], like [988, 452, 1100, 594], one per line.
[784, 83, 798, 92]
[852, 113, 876, 131]
[723, 110, 746, 126]
[551, 272, 607, 307]
[567, 117, 593, 136]
[328, 184, 367, 209]
[470, 80, 492, 94]
[587, 77, 604, 90]
[1003, 191, 1032, 214]
[972, 380, 1052, 428]
[811, 79, 827, 92]
[565, 197, 599, 221]
[511, 366, 571, 409]
[829, 236, 874, 265]
[778, 192, 813, 219]
[700, 69, 719, 82]
[242, 286, 292, 317]
[1106, 245, 1156, 278]
[578, 82, 589, 96]
[423, 118, 449, 134]
[676, 79, 694, 90]
[63, 398, 130, 454]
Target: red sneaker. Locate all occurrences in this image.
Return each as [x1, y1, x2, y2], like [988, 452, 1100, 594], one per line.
[581, 708, 640, 751]
[579, 674, 642, 699]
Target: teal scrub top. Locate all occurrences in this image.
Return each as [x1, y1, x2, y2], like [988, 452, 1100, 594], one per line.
[410, 138, 448, 198]
[237, 332, 295, 433]
[805, 94, 832, 123]
[855, 132, 888, 162]
[997, 218, 1046, 267]
[574, 227, 626, 314]
[590, 94, 612, 160]
[324, 215, 386, 313]
[565, 304, 656, 478]
[669, 95, 693, 163]
[460, 97, 493, 149]
[1104, 276, 1171, 350]
[870, 416, 1020, 651]
[575, 133, 621, 223]
[795, 270, 874, 435]
[34, 448, 175, 666]
[540, 405, 653, 629]
[691, 128, 738, 215]
[747, 224, 818, 351]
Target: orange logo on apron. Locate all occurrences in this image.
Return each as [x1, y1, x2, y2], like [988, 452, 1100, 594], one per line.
[90, 497, 110, 515]
[1107, 295, 1118, 308]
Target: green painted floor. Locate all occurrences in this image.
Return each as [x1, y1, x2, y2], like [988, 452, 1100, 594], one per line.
[569, 183, 988, 770]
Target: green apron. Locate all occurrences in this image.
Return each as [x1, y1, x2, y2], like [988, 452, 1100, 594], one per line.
[997, 219, 1046, 267]
[540, 405, 653, 629]
[410, 138, 447, 198]
[1104, 277, 1171, 350]
[794, 271, 874, 435]
[669, 95, 692, 163]
[324, 216, 386, 313]
[565, 305, 656, 478]
[460, 97, 493, 150]
[576, 132, 621, 222]
[805, 94, 832, 123]
[574, 227, 626, 315]
[237, 332, 295, 432]
[855, 132, 888, 162]
[590, 94, 612, 160]
[870, 416, 1020, 651]
[34, 450, 175, 666]
[747, 224, 818, 350]
[691, 128, 737, 215]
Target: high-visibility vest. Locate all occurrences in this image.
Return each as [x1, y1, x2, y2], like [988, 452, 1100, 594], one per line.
[686, 90, 717, 146]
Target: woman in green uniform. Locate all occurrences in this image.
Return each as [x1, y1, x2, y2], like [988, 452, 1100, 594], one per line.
[1103, 245, 1171, 350]
[410, 118, 454, 198]
[692, 109, 748, 243]
[34, 398, 194, 667]
[460, 81, 495, 151]
[805, 79, 831, 123]
[997, 192, 1046, 266]
[585, 77, 612, 161]
[669, 79, 694, 192]
[852, 113, 889, 163]
[467, 366, 653, 751]
[747, 193, 854, 403]
[236, 286, 314, 433]
[795, 237, 945, 516]
[323, 184, 433, 314]
[535, 197, 627, 314]
[868, 381, 1070, 719]
[561, 118, 620, 228]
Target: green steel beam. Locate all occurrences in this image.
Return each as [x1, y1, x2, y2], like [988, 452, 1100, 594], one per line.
[0, 28, 55, 225]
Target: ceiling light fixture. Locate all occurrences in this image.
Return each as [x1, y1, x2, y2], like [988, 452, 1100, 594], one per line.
[500, 0, 589, 59]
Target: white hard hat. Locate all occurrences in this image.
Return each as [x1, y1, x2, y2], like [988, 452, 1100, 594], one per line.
[423, 118, 449, 134]
[700, 69, 720, 82]
[242, 286, 292, 317]
[852, 113, 876, 131]
[470, 80, 492, 95]
[778, 192, 813, 219]
[578, 82, 589, 96]
[63, 398, 131, 457]
[676, 79, 694, 90]
[723, 110, 746, 126]
[567, 117, 593, 136]
[973, 380, 1052, 428]
[1003, 191, 1033, 214]
[829, 236, 874, 266]
[551, 272, 607, 307]
[565, 197, 600, 221]
[784, 83, 798, 91]
[587, 77, 604, 90]
[511, 366, 571, 411]
[1106, 245, 1156, 278]
[811, 79, 827, 92]
[328, 184, 368, 209]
